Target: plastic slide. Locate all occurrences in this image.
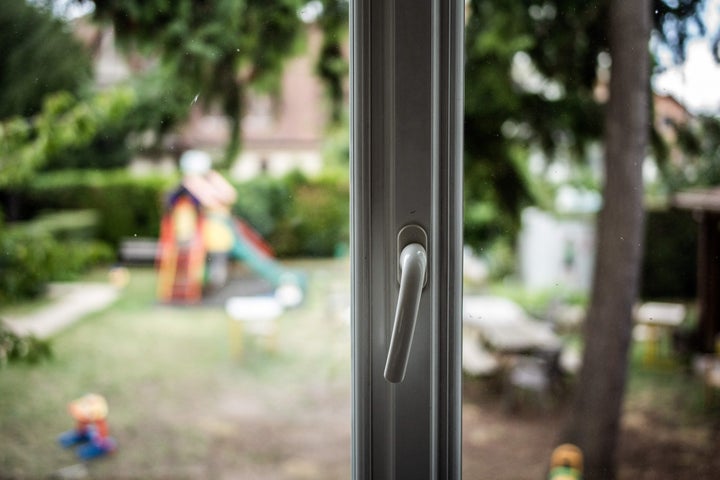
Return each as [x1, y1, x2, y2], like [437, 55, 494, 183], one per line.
[234, 219, 274, 257]
[229, 218, 304, 294]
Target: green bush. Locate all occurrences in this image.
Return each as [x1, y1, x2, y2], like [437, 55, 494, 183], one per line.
[45, 240, 115, 282]
[232, 171, 349, 258]
[43, 124, 132, 171]
[232, 175, 293, 239]
[273, 174, 349, 257]
[21, 169, 349, 260]
[7, 209, 115, 283]
[0, 320, 53, 367]
[0, 226, 56, 301]
[0, 215, 115, 302]
[24, 170, 173, 247]
[16, 209, 98, 240]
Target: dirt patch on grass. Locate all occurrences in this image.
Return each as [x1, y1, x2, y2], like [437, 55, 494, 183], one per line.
[461, 376, 720, 480]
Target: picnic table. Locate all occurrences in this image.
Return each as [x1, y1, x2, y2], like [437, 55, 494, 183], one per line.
[463, 295, 564, 407]
[463, 296, 562, 354]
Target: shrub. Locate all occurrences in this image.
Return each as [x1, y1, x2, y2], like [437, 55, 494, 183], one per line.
[17, 209, 98, 240]
[0, 321, 52, 367]
[24, 170, 173, 247]
[0, 225, 57, 301]
[232, 171, 349, 258]
[45, 240, 116, 282]
[21, 169, 349, 260]
[232, 175, 292, 239]
[0, 217, 115, 302]
[273, 174, 349, 257]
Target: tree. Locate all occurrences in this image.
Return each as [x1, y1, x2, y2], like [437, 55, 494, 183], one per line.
[316, 0, 349, 125]
[560, 0, 650, 477]
[664, 114, 720, 190]
[87, 0, 306, 166]
[462, 1, 713, 477]
[463, 0, 713, 252]
[0, 0, 91, 119]
[0, 89, 136, 188]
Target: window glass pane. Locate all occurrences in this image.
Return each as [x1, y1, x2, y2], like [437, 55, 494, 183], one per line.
[0, 2, 351, 477]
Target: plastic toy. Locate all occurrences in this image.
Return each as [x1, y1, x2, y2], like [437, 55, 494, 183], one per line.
[548, 443, 583, 480]
[58, 393, 117, 460]
[108, 266, 130, 288]
[156, 150, 304, 304]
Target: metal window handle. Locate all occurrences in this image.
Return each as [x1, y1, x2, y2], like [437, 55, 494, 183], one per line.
[384, 241, 428, 383]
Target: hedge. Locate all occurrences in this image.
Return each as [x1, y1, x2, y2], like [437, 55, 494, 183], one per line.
[24, 169, 174, 247]
[232, 171, 349, 258]
[21, 169, 349, 258]
[1, 169, 349, 302]
[0, 217, 115, 303]
[640, 208, 697, 300]
[0, 226, 56, 301]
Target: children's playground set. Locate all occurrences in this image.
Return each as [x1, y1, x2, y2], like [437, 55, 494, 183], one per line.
[155, 150, 304, 308]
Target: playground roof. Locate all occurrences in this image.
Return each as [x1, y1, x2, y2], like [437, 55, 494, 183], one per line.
[171, 171, 238, 210]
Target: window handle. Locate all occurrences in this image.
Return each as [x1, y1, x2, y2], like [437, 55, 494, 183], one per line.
[384, 226, 428, 383]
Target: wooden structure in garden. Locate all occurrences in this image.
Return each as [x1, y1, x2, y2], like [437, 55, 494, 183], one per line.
[672, 188, 720, 352]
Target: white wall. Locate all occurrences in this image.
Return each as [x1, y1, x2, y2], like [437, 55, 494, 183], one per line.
[231, 150, 323, 181]
[518, 207, 596, 292]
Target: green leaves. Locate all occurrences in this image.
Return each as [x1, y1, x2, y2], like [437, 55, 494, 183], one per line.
[0, 0, 91, 119]
[91, 0, 306, 161]
[0, 88, 136, 187]
[462, 0, 713, 251]
[0, 321, 53, 367]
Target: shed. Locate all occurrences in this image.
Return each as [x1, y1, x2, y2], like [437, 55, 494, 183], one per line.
[672, 187, 720, 352]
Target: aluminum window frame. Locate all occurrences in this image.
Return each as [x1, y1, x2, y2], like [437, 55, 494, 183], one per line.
[350, 1, 464, 478]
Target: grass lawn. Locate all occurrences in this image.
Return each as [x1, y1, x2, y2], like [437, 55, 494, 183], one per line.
[0, 259, 352, 479]
[3, 258, 720, 479]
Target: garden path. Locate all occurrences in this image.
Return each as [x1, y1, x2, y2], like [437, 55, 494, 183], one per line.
[4, 283, 119, 339]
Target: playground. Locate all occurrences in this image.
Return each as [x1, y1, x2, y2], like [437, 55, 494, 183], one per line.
[2, 260, 720, 479]
[155, 150, 305, 308]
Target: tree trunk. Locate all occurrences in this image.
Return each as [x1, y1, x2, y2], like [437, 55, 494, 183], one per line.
[222, 81, 244, 170]
[560, 0, 650, 478]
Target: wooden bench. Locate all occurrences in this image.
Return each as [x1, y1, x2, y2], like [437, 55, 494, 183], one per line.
[119, 238, 158, 264]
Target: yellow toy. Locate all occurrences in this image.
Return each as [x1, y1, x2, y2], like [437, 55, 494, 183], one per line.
[548, 443, 583, 480]
[108, 266, 130, 289]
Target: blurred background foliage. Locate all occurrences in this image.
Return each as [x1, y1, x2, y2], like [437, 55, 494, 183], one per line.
[463, 0, 716, 250]
[88, 0, 308, 166]
[0, 0, 91, 119]
[0, 0, 719, 303]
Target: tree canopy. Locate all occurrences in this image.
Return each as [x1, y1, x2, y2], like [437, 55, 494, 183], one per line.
[462, 0, 715, 250]
[0, 0, 92, 119]
[0, 1, 137, 188]
[0, 89, 135, 188]
[86, 0, 307, 165]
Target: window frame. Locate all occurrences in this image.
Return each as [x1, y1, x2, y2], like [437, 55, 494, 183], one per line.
[350, 1, 464, 478]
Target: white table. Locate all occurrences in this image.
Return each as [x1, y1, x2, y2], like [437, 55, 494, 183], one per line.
[633, 302, 686, 365]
